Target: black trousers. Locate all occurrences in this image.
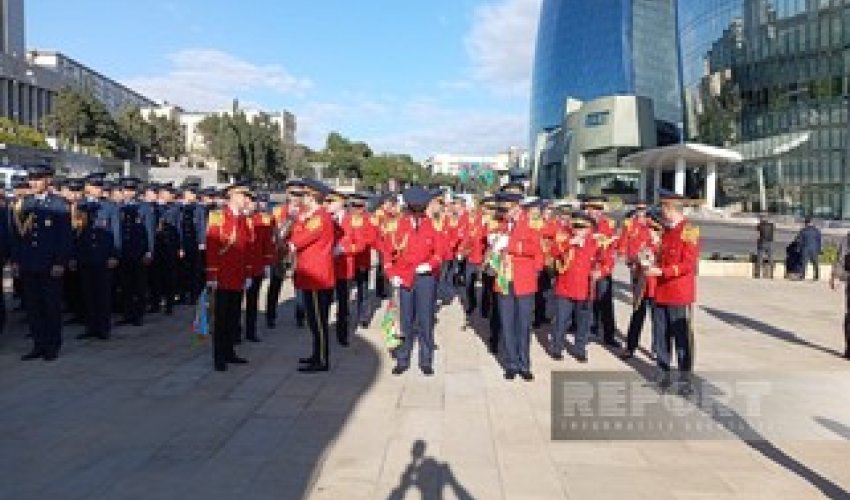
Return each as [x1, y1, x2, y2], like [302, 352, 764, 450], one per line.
[180, 249, 201, 303]
[464, 263, 480, 313]
[20, 271, 63, 356]
[626, 298, 659, 355]
[654, 304, 693, 372]
[64, 268, 83, 321]
[354, 269, 369, 326]
[303, 289, 333, 366]
[213, 289, 242, 366]
[481, 273, 495, 319]
[844, 286, 850, 355]
[244, 275, 263, 340]
[153, 250, 178, 312]
[265, 274, 283, 326]
[534, 270, 552, 323]
[335, 279, 351, 342]
[119, 258, 146, 324]
[80, 264, 113, 338]
[593, 276, 617, 342]
[375, 263, 388, 299]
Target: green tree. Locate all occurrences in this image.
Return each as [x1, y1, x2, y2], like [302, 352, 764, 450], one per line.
[44, 87, 90, 146]
[0, 118, 49, 148]
[116, 107, 154, 161]
[197, 110, 287, 180]
[149, 114, 186, 162]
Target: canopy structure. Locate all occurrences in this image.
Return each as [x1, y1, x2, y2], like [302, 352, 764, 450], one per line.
[622, 143, 743, 208]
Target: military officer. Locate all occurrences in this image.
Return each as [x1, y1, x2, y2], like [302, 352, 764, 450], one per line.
[458, 199, 485, 316]
[645, 194, 700, 392]
[11, 165, 72, 361]
[350, 193, 376, 329]
[179, 183, 206, 305]
[205, 183, 252, 372]
[117, 177, 152, 326]
[328, 191, 361, 347]
[286, 179, 336, 373]
[387, 187, 442, 376]
[491, 191, 543, 381]
[268, 184, 301, 329]
[584, 196, 620, 348]
[244, 192, 275, 343]
[550, 212, 597, 362]
[621, 211, 663, 360]
[152, 183, 183, 314]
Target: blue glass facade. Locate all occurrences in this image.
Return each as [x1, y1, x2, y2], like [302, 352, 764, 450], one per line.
[680, 0, 850, 218]
[529, 0, 682, 147]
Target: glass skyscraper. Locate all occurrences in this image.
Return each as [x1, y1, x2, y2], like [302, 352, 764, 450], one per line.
[680, 0, 850, 218]
[529, 0, 682, 146]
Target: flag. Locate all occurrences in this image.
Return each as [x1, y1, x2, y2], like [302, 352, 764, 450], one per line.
[192, 287, 212, 343]
[381, 287, 403, 350]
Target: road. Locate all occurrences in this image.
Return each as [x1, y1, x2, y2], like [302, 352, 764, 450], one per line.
[696, 220, 799, 259]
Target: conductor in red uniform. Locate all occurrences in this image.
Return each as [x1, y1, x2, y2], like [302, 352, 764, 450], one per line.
[205, 183, 252, 372]
[287, 179, 336, 373]
[645, 193, 700, 391]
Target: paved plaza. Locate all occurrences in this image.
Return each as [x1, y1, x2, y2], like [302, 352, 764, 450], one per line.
[2, 273, 850, 500]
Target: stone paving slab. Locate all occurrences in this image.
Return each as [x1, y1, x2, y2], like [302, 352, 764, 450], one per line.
[1, 273, 850, 499]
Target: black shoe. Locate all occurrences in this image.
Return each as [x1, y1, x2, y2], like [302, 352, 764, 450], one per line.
[618, 351, 634, 360]
[520, 371, 534, 381]
[64, 317, 83, 326]
[299, 356, 318, 364]
[21, 351, 44, 361]
[266, 319, 276, 329]
[148, 306, 160, 314]
[132, 320, 143, 327]
[488, 343, 499, 355]
[214, 363, 227, 372]
[604, 338, 621, 349]
[227, 357, 248, 365]
[360, 320, 369, 328]
[421, 366, 434, 376]
[165, 308, 174, 316]
[96, 334, 110, 340]
[504, 370, 517, 380]
[43, 352, 58, 362]
[656, 371, 672, 390]
[844, 350, 850, 360]
[246, 336, 261, 343]
[392, 364, 409, 376]
[76, 332, 96, 340]
[551, 352, 564, 361]
[338, 337, 349, 347]
[298, 363, 329, 373]
[575, 353, 588, 363]
[234, 338, 242, 345]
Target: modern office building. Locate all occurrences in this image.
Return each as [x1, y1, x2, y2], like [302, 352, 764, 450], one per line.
[679, 0, 850, 219]
[0, 1, 155, 133]
[529, 0, 682, 197]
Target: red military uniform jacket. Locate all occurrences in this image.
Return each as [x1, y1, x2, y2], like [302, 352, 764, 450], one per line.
[655, 219, 699, 306]
[247, 211, 276, 277]
[619, 217, 652, 262]
[290, 207, 336, 291]
[334, 211, 371, 281]
[593, 215, 618, 277]
[460, 212, 487, 265]
[385, 214, 442, 289]
[206, 207, 251, 291]
[352, 211, 376, 272]
[551, 231, 598, 301]
[497, 213, 544, 296]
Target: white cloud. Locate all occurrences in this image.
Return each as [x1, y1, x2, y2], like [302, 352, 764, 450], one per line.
[465, 0, 542, 97]
[123, 49, 312, 110]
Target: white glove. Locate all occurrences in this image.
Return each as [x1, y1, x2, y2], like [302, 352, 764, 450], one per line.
[198, 243, 206, 251]
[415, 263, 432, 274]
[264, 265, 271, 279]
[244, 278, 253, 290]
[487, 233, 500, 246]
[333, 245, 344, 257]
[206, 280, 218, 290]
[456, 254, 464, 262]
[391, 276, 403, 288]
[493, 235, 509, 253]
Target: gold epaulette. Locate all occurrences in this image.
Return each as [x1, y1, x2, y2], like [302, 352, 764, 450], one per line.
[208, 210, 223, 227]
[261, 213, 271, 225]
[306, 215, 322, 231]
[383, 219, 398, 233]
[351, 214, 364, 228]
[529, 218, 544, 231]
[682, 223, 700, 245]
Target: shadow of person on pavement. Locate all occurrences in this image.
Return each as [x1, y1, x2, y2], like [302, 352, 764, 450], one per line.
[814, 416, 850, 440]
[700, 305, 844, 358]
[387, 440, 474, 500]
[616, 353, 850, 499]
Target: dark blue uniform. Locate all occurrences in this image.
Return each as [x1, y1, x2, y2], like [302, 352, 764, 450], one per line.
[799, 224, 822, 280]
[152, 203, 183, 314]
[118, 201, 152, 325]
[11, 192, 72, 359]
[179, 202, 205, 304]
[75, 198, 120, 339]
[0, 196, 11, 333]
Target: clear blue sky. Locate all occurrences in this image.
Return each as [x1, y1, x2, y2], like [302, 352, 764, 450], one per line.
[27, 0, 541, 158]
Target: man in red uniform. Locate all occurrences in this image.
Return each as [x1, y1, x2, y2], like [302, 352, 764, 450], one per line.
[243, 192, 275, 343]
[492, 191, 543, 381]
[459, 201, 485, 316]
[621, 211, 663, 360]
[268, 184, 302, 328]
[287, 179, 336, 373]
[387, 187, 442, 376]
[584, 196, 620, 348]
[645, 194, 700, 392]
[550, 212, 598, 362]
[205, 183, 252, 372]
[619, 201, 652, 299]
[328, 191, 366, 346]
[348, 193, 376, 329]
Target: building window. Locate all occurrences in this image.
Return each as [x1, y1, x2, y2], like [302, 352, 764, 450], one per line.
[585, 111, 610, 128]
